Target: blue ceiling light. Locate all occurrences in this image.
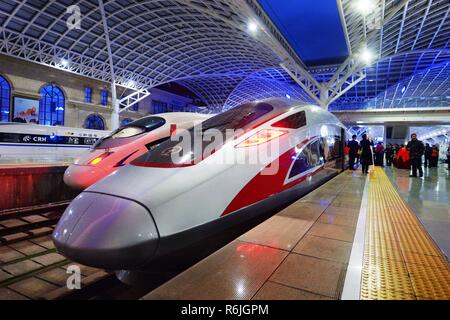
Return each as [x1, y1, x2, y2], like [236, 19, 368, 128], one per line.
[286, 94, 291, 99]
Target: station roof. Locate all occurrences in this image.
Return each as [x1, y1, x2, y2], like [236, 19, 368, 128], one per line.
[258, 0, 349, 67]
[0, 0, 448, 112]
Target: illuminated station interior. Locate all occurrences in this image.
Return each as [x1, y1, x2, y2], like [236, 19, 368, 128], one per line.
[0, 0, 449, 301]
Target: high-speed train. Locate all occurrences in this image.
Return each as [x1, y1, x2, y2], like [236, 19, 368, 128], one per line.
[53, 98, 347, 274]
[0, 123, 109, 164]
[63, 112, 212, 189]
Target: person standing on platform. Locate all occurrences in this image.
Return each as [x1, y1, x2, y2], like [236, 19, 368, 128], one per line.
[385, 144, 394, 166]
[431, 145, 439, 167]
[406, 133, 424, 178]
[393, 144, 400, 167]
[348, 135, 360, 170]
[374, 142, 385, 166]
[447, 145, 450, 171]
[360, 134, 373, 175]
[424, 143, 432, 168]
[396, 145, 410, 169]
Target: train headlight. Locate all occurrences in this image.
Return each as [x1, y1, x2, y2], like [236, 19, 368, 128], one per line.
[236, 129, 287, 148]
[89, 152, 112, 165]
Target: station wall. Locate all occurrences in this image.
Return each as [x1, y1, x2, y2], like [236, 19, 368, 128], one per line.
[0, 55, 201, 130]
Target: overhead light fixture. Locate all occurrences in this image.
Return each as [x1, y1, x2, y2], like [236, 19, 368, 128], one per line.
[60, 59, 69, 67]
[358, 46, 376, 65]
[355, 0, 376, 16]
[247, 21, 258, 34]
[401, 85, 407, 94]
[127, 80, 136, 88]
[286, 94, 291, 100]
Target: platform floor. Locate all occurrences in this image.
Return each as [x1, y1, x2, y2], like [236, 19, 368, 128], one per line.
[143, 167, 450, 300]
[384, 166, 449, 259]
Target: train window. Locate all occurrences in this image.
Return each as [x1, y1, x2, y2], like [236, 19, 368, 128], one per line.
[128, 116, 166, 131]
[111, 127, 144, 139]
[319, 138, 326, 160]
[326, 135, 342, 161]
[39, 84, 65, 126]
[272, 111, 306, 129]
[0, 75, 11, 123]
[132, 101, 291, 166]
[146, 137, 170, 151]
[310, 139, 324, 166]
[192, 102, 274, 135]
[288, 139, 323, 179]
[93, 116, 166, 149]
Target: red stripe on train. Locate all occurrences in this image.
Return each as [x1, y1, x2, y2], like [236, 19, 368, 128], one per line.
[221, 137, 317, 216]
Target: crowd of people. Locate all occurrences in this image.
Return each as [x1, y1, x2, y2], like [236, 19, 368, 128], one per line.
[345, 133, 450, 176]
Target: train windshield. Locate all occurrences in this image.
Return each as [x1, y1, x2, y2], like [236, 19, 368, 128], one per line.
[93, 116, 166, 149]
[132, 101, 289, 167]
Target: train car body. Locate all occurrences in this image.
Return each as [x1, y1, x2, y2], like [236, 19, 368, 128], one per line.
[63, 112, 212, 189]
[0, 123, 108, 164]
[53, 99, 347, 275]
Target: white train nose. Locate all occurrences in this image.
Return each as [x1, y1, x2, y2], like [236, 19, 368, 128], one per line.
[53, 192, 159, 269]
[64, 165, 108, 190]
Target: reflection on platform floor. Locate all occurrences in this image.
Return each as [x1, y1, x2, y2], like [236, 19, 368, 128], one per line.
[144, 171, 366, 300]
[384, 166, 450, 259]
[143, 167, 450, 300]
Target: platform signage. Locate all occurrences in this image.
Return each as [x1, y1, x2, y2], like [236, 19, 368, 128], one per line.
[0, 132, 99, 146]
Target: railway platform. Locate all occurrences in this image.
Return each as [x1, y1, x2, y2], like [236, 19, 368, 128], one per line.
[143, 167, 450, 300]
[0, 163, 77, 211]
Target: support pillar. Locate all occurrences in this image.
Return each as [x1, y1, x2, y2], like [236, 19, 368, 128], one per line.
[111, 82, 120, 130]
[320, 88, 329, 109]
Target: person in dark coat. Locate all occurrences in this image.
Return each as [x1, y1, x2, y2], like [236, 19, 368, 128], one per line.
[447, 145, 450, 171]
[374, 142, 385, 166]
[424, 143, 432, 168]
[385, 144, 394, 166]
[431, 145, 439, 167]
[348, 135, 360, 170]
[406, 133, 425, 177]
[360, 134, 373, 175]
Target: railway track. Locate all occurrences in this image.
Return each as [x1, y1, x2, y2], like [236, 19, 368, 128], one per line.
[0, 201, 115, 300]
[0, 201, 70, 245]
[0, 201, 168, 300]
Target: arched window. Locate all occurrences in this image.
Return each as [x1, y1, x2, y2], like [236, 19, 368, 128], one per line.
[85, 114, 105, 130]
[0, 75, 11, 122]
[39, 84, 65, 126]
[121, 118, 133, 127]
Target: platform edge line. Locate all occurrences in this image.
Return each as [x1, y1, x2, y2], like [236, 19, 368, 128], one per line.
[341, 174, 369, 300]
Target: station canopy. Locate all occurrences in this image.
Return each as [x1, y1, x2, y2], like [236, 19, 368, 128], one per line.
[0, 0, 448, 112]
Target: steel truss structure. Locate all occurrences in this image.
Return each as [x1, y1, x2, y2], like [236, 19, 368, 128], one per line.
[0, 0, 448, 115]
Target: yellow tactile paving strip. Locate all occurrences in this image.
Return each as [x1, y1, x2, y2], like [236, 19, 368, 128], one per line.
[361, 167, 450, 300]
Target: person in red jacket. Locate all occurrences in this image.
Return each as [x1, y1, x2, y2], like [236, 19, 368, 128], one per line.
[396, 145, 410, 170]
[430, 145, 439, 167]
